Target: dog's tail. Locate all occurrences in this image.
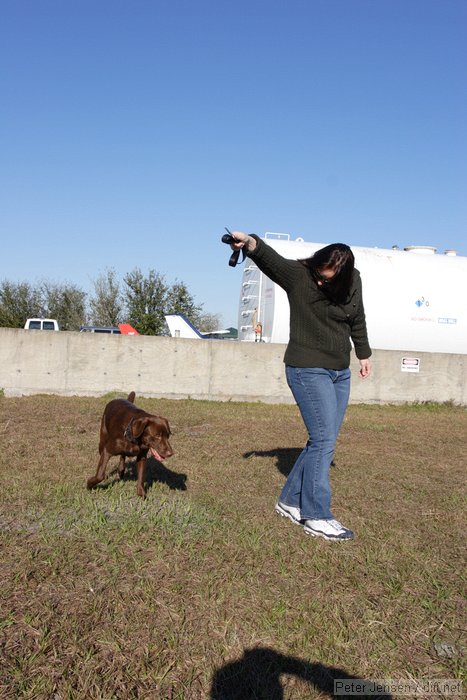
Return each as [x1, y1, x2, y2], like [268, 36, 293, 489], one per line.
[127, 391, 136, 403]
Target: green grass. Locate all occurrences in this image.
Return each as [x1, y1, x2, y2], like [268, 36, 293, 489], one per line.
[0, 396, 465, 699]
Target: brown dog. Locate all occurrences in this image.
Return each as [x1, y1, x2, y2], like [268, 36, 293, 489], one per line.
[87, 391, 174, 497]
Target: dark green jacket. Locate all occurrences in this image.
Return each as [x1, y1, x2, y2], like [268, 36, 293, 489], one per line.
[248, 236, 372, 369]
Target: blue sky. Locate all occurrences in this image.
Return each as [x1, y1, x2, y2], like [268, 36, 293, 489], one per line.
[1, 0, 466, 327]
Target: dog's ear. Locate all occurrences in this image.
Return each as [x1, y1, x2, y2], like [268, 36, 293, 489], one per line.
[130, 417, 149, 439]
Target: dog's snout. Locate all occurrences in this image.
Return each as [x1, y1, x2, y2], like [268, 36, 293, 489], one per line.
[163, 444, 174, 459]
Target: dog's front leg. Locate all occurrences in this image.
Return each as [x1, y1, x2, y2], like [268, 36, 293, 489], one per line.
[117, 455, 126, 479]
[136, 457, 147, 498]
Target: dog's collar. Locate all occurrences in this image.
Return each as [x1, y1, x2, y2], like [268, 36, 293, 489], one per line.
[124, 419, 137, 443]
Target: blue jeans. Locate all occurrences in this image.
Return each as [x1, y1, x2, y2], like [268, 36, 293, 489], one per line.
[279, 366, 351, 520]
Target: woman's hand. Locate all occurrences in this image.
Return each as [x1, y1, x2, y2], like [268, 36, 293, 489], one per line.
[359, 358, 372, 379]
[229, 231, 257, 253]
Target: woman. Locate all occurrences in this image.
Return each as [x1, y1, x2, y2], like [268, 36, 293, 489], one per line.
[229, 232, 372, 541]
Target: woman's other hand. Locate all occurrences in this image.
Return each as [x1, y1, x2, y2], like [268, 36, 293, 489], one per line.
[359, 358, 372, 379]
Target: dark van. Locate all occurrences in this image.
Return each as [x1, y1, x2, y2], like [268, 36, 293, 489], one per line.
[79, 326, 121, 334]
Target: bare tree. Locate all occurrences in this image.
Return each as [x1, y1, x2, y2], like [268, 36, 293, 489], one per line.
[196, 312, 222, 333]
[89, 269, 123, 327]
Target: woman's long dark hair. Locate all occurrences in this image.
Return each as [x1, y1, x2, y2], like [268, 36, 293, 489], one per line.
[301, 243, 355, 304]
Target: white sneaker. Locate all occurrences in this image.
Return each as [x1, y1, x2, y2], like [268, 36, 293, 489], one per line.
[303, 518, 354, 541]
[275, 501, 302, 525]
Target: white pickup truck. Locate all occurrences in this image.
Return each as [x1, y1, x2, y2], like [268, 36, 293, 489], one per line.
[24, 318, 60, 331]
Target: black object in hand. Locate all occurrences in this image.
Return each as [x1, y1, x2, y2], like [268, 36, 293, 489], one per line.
[221, 227, 244, 267]
[221, 227, 236, 245]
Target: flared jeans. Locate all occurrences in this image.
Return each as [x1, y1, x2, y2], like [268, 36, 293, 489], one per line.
[279, 366, 351, 520]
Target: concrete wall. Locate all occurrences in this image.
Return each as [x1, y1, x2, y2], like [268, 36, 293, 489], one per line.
[1, 328, 466, 405]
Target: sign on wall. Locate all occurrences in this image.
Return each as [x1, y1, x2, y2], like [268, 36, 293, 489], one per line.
[401, 357, 420, 373]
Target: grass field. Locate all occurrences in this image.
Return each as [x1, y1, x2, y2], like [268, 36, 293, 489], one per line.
[0, 395, 465, 699]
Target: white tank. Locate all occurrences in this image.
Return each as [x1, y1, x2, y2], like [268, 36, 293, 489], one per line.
[237, 233, 467, 354]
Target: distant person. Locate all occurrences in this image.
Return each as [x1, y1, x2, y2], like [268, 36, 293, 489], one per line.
[254, 321, 262, 342]
[227, 232, 372, 541]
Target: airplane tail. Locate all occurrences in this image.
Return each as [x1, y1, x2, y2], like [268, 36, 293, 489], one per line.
[118, 323, 139, 335]
[164, 313, 204, 339]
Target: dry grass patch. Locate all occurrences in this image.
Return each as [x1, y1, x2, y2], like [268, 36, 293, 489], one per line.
[0, 395, 465, 699]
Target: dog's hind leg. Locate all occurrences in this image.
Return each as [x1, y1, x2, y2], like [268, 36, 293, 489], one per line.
[87, 449, 111, 490]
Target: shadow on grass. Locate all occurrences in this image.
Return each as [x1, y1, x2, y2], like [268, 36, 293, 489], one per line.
[244, 448, 302, 477]
[210, 647, 392, 700]
[244, 448, 337, 478]
[115, 456, 187, 491]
